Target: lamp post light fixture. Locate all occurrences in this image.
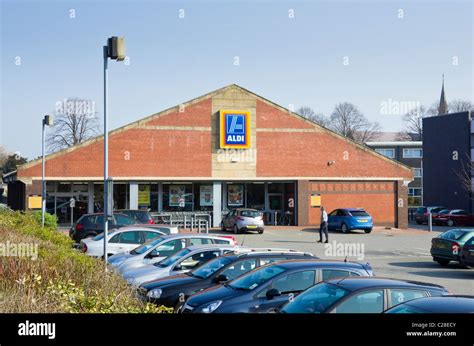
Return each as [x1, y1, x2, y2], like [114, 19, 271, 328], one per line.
[41, 115, 53, 227]
[103, 36, 125, 268]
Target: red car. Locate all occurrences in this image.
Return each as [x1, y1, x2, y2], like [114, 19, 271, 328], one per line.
[433, 209, 474, 227]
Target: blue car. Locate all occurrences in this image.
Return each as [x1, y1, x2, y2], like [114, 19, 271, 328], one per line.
[327, 208, 373, 233]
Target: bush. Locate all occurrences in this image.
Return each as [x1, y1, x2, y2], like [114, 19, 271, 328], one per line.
[0, 210, 171, 313]
[31, 210, 58, 229]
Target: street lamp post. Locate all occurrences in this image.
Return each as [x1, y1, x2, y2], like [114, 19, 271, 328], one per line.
[103, 37, 125, 268]
[41, 115, 53, 227]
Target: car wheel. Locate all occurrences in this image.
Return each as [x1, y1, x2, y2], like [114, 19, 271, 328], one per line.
[258, 230, 264, 234]
[364, 228, 372, 234]
[220, 222, 226, 232]
[434, 257, 450, 266]
[447, 219, 455, 227]
[341, 223, 348, 233]
[233, 225, 240, 234]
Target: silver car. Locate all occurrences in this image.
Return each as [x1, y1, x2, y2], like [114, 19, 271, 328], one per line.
[108, 233, 236, 274]
[221, 208, 265, 234]
[122, 244, 244, 285]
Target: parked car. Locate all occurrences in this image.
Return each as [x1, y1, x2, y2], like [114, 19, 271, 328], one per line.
[116, 209, 155, 224]
[278, 277, 448, 314]
[122, 244, 242, 285]
[78, 226, 167, 258]
[180, 259, 374, 313]
[384, 295, 474, 313]
[69, 213, 136, 242]
[414, 206, 446, 225]
[432, 209, 474, 227]
[139, 249, 316, 310]
[430, 229, 474, 266]
[327, 208, 373, 233]
[460, 236, 474, 268]
[221, 208, 265, 234]
[108, 234, 237, 273]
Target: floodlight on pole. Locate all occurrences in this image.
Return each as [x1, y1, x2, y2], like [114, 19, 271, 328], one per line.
[41, 115, 53, 227]
[103, 36, 125, 270]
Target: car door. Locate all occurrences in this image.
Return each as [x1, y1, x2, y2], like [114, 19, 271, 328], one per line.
[145, 238, 187, 265]
[330, 289, 385, 313]
[387, 289, 428, 309]
[327, 210, 339, 230]
[225, 211, 235, 229]
[109, 231, 142, 254]
[253, 270, 317, 312]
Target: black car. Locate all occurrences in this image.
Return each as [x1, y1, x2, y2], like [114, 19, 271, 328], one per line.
[279, 277, 448, 314]
[116, 209, 155, 224]
[384, 295, 474, 313]
[139, 250, 316, 310]
[180, 259, 374, 313]
[69, 213, 135, 242]
[460, 236, 474, 267]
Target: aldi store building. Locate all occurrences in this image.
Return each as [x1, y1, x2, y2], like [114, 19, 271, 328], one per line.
[12, 84, 412, 228]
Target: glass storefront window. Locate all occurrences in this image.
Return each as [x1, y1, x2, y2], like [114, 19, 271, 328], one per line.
[163, 183, 193, 211]
[194, 183, 213, 212]
[227, 184, 244, 207]
[57, 183, 71, 193]
[268, 183, 283, 193]
[246, 183, 264, 210]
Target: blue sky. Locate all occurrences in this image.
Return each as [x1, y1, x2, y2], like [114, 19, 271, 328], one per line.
[1, 0, 473, 159]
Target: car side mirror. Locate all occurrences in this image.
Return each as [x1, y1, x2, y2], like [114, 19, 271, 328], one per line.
[147, 251, 159, 258]
[213, 274, 229, 283]
[174, 264, 182, 271]
[266, 288, 281, 300]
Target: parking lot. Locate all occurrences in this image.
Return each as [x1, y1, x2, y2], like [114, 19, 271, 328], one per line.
[204, 223, 474, 295]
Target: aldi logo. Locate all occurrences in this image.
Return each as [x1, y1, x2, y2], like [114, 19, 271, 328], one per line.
[220, 110, 250, 149]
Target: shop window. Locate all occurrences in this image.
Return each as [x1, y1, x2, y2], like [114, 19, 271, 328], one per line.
[267, 183, 283, 193]
[163, 183, 193, 211]
[247, 183, 264, 210]
[227, 184, 244, 207]
[194, 183, 213, 211]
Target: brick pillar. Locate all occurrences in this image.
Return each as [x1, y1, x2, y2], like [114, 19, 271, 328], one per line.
[297, 180, 309, 226]
[396, 181, 408, 229]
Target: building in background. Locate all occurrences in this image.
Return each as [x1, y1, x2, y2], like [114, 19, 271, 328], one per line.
[423, 110, 472, 213]
[8, 84, 412, 227]
[366, 134, 422, 208]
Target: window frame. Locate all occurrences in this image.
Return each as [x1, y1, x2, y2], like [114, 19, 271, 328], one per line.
[403, 148, 423, 158]
[375, 148, 395, 159]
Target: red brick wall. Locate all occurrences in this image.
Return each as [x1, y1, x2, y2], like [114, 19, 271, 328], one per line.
[145, 99, 212, 127]
[256, 131, 411, 179]
[256, 100, 314, 129]
[307, 181, 396, 226]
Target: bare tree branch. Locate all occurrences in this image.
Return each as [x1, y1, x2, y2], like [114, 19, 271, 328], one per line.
[296, 106, 328, 127]
[47, 98, 100, 153]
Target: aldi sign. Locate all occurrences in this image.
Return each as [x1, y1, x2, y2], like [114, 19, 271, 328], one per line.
[219, 110, 250, 149]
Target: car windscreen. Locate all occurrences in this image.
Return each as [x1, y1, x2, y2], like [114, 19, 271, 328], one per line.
[440, 230, 468, 241]
[155, 248, 192, 267]
[240, 210, 261, 218]
[227, 265, 286, 291]
[349, 210, 370, 217]
[190, 256, 233, 279]
[437, 209, 450, 215]
[281, 282, 349, 313]
[131, 236, 165, 255]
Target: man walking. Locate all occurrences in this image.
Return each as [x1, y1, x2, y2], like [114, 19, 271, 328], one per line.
[318, 206, 328, 243]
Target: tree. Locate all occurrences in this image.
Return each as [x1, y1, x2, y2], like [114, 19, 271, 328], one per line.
[296, 106, 328, 127]
[47, 98, 100, 153]
[0, 145, 7, 170]
[449, 99, 474, 113]
[1, 152, 27, 175]
[328, 102, 381, 143]
[398, 99, 473, 141]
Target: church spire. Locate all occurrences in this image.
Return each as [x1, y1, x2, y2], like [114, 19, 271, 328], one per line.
[438, 74, 448, 115]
